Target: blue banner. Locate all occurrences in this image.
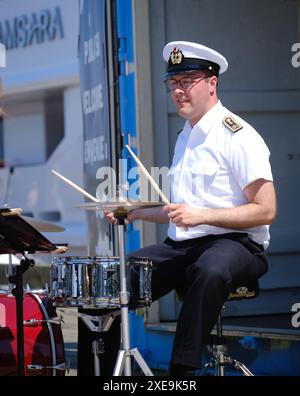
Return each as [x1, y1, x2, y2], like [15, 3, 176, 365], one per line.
[78, 0, 112, 255]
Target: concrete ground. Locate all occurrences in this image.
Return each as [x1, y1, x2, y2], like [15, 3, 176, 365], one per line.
[56, 308, 78, 376]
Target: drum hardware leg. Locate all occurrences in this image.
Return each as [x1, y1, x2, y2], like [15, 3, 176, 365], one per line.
[23, 317, 64, 326]
[60, 309, 120, 332]
[27, 362, 69, 372]
[201, 355, 254, 377]
[77, 311, 120, 376]
[112, 216, 154, 377]
[58, 307, 121, 375]
[92, 338, 105, 376]
[8, 256, 35, 376]
[113, 350, 126, 376]
[223, 357, 254, 376]
[212, 344, 226, 376]
[131, 348, 154, 376]
[200, 338, 254, 376]
[79, 311, 120, 333]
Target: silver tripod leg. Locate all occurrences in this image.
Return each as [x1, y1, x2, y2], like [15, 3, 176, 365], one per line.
[200, 356, 254, 376]
[120, 305, 132, 375]
[113, 348, 153, 376]
[217, 351, 225, 376]
[112, 218, 153, 377]
[113, 350, 126, 376]
[225, 357, 254, 376]
[131, 348, 153, 376]
[92, 340, 101, 376]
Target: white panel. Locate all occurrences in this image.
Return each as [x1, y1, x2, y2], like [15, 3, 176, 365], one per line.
[4, 112, 45, 165]
[0, 0, 79, 93]
[164, 0, 300, 91]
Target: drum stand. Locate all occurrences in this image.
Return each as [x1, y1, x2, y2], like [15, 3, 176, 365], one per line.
[79, 310, 120, 376]
[113, 209, 153, 376]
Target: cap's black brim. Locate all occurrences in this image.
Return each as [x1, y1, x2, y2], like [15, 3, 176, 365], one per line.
[166, 58, 220, 77]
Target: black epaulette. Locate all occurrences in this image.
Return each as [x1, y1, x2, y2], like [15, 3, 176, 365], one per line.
[222, 116, 243, 133]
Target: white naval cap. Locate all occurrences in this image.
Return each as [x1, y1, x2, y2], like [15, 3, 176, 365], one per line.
[163, 41, 228, 77]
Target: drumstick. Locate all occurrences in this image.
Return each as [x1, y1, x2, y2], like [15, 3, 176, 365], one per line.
[52, 170, 131, 212]
[125, 145, 170, 204]
[125, 145, 188, 231]
[52, 170, 99, 203]
[1, 208, 23, 216]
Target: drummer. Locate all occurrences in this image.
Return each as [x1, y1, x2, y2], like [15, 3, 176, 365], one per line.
[105, 41, 276, 376]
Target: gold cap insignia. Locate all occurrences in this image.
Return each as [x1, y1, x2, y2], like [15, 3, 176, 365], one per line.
[222, 116, 243, 133]
[170, 48, 184, 65]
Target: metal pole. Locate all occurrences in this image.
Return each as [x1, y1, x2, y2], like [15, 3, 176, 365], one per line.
[117, 218, 131, 376]
[14, 265, 25, 376]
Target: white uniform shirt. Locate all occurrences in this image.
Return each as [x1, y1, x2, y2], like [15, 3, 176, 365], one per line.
[168, 101, 273, 247]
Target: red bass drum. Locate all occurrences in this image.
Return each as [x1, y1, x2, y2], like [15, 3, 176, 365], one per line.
[0, 290, 66, 376]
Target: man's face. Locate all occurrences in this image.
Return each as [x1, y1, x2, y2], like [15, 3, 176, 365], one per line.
[167, 71, 217, 126]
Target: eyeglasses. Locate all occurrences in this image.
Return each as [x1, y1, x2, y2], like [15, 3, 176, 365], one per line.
[164, 75, 208, 92]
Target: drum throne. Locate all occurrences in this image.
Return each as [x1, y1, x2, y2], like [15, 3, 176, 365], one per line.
[200, 279, 259, 376]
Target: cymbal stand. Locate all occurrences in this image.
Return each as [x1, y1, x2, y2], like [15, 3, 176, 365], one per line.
[0, 209, 56, 376]
[8, 255, 35, 376]
[112, 208, 153, 376]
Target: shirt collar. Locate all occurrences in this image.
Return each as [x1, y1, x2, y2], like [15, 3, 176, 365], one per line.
[191, 100, 224, 135]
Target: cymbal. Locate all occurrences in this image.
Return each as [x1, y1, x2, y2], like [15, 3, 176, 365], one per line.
[20, 216, 65, 232]
[75, 201, 164, 212]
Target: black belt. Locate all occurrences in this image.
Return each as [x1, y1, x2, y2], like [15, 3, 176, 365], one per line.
[165, 232, 264, 253]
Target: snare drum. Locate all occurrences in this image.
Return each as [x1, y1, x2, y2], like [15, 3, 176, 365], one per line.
[50, 256, 152, 309]
[0, 290, 65, 376]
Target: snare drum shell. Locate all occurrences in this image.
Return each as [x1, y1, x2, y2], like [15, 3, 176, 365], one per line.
[0, 291, 65, 376]
[50, 256, 152, 309]
[50, 256, 121, 308]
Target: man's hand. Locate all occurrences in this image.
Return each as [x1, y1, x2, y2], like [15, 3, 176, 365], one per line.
[164, 204, 203, 228]
[104, 206, 169, 225]
[104, 210, 136, 225]
[104, 210, 118, 225]
[52, 246, 68, 254]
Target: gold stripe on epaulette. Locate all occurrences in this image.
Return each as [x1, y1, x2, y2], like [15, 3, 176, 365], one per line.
[223, 116, 243, 133]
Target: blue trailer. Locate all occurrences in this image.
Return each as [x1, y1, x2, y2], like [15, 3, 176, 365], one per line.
[112, 0, 300, 376]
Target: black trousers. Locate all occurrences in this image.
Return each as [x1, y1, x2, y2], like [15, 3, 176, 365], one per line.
[129, 232, 268, 369]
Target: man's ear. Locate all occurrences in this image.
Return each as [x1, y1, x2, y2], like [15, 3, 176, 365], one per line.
[208, 75, 218, 94]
